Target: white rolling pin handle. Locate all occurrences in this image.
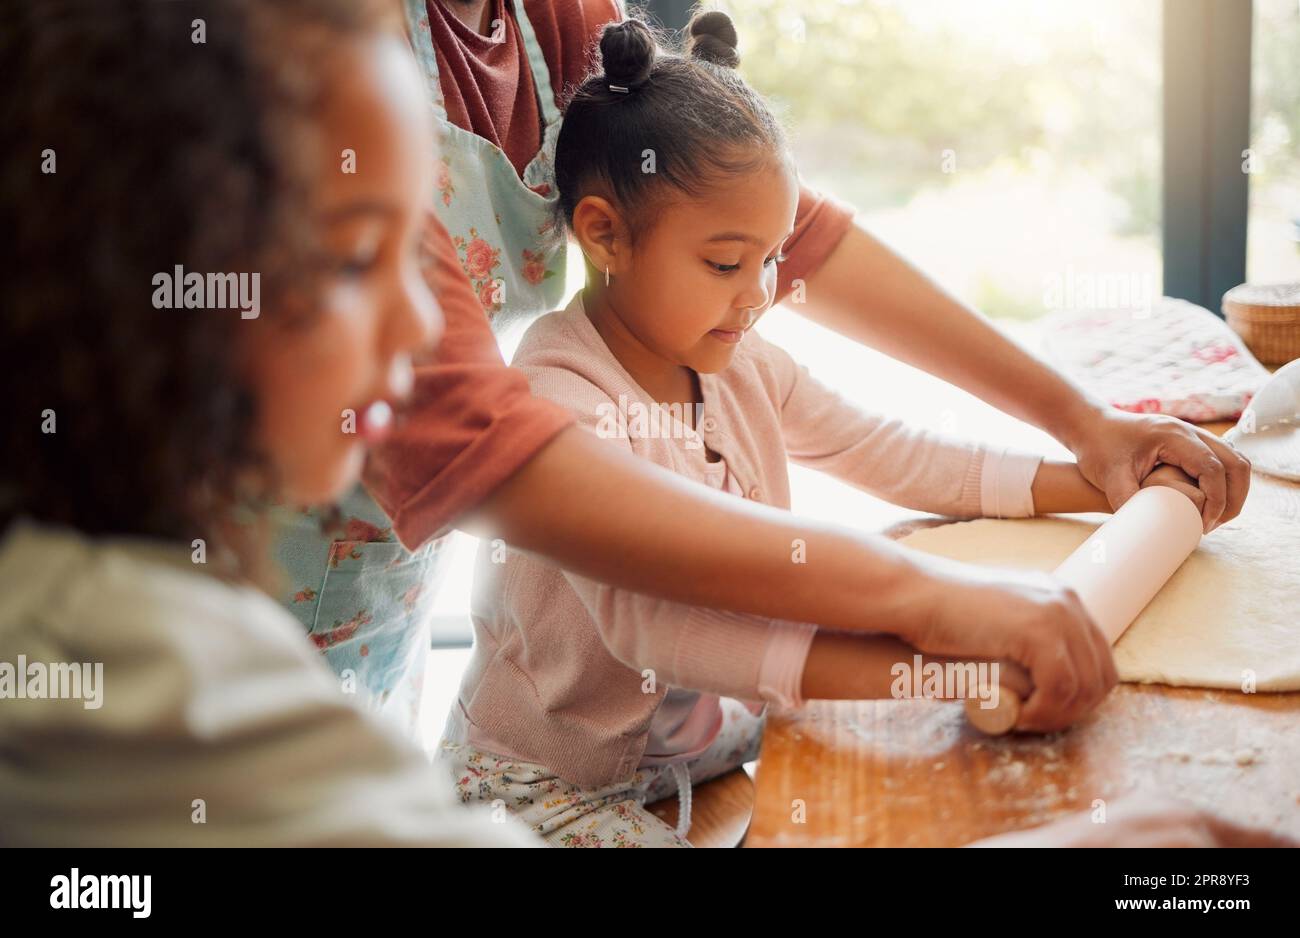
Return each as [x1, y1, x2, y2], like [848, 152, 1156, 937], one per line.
[965, 486, 1204, 735]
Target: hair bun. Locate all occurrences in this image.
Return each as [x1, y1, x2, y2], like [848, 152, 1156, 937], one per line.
[686, 10, 739, 68]
[599, 19, 656, 89]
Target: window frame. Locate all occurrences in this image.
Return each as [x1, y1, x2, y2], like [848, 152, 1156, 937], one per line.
[1162, 0, 1252, 314]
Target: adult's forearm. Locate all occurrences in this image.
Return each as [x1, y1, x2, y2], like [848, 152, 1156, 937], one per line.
[460, 427, 1122, 732]
[458, 425, 941, 640]
[796, 224, 1101, 444]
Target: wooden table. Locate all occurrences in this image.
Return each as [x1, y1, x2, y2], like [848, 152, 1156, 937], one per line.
[748, 422, 1300, 847]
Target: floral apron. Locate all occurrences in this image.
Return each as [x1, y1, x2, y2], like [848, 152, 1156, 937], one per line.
[407, 0, 568, 324]
[271, 0, 568, 735]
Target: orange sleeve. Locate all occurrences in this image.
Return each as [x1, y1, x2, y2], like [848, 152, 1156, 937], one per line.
[524, 0, 622, 109]
[775, 181, 856, 304]
[362, 214, 575, 550]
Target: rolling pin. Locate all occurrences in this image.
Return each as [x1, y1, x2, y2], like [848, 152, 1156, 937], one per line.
[965, 485, 1205, 734]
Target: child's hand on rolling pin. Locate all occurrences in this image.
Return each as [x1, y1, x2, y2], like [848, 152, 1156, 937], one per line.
[1139, 463, 1208, 515]
[915, 561, 1117, 733]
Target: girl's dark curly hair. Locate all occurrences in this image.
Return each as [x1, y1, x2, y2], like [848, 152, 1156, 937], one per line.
[0, 0, 399, 550]
[554, 9, 788, 239]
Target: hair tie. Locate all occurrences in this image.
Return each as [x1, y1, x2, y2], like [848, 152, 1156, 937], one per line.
[608, 83, 630, 94]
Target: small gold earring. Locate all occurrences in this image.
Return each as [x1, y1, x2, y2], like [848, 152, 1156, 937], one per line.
[605, 265, 610, 287]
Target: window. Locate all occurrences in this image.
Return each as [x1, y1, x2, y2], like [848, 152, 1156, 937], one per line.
[730, 0, 1163, 320]
[1248, 0, 1300, 283]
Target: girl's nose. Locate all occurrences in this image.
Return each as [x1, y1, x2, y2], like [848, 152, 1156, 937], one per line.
[396, 263, 444, 356]
[737, 264, 776, 315]
[382, 267, 443, 404]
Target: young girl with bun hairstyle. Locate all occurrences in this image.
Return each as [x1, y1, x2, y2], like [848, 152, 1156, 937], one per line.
[436, 10, 1203, 847]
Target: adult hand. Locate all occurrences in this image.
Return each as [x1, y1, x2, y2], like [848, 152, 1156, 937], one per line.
[1064, 405, 1251, 534]
[914, 563, 1117, 732]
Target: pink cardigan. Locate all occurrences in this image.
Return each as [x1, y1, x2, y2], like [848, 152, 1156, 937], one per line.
[455, 295, 1043, 787]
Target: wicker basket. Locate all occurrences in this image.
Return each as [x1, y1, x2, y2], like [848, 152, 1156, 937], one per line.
[1223, 282, 1300, 365]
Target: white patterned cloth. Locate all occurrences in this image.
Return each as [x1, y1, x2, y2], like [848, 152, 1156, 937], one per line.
[1043, 298, 1269, 421]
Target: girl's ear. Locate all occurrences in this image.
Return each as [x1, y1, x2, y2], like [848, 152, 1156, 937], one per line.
[571, 195, 628, 274]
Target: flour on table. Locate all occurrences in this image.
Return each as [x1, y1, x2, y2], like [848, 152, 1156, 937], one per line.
[898, 507, 1300, 691]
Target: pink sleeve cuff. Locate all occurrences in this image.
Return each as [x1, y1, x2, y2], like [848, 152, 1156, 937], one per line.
[758, 621, 818, 709]
[979, 448, 1043, 518]
[673, 608, 816, 706]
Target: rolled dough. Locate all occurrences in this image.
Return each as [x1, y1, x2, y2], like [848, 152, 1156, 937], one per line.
[898, 507, 1300, 692]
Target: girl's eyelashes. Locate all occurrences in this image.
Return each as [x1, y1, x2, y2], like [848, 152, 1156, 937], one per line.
[327, 225, 388, 278]
[323, 218, 421, 284]
[334, 247, 380, 278]
[706, 252, 788, 274]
